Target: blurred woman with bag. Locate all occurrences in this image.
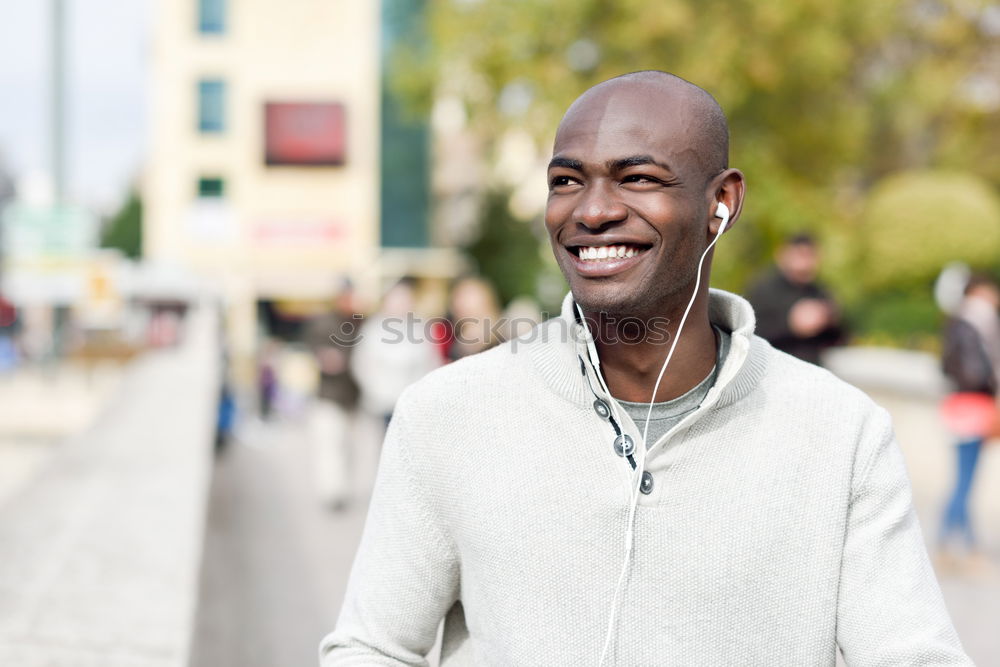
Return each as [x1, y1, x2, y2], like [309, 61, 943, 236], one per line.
[938, 274, 1000, 569]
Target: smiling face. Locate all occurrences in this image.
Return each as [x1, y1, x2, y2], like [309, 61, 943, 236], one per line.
[545, 75, 739, 319]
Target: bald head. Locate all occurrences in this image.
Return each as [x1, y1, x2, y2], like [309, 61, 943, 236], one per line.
[545, 70, 746, 319]
[558, 70, 729, 180]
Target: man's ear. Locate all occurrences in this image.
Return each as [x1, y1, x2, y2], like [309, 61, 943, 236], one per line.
[708, 169, 746, 235]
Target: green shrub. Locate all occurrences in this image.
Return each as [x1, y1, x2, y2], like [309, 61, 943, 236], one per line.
[846, 289, 942, 351]
[860, 170, 1000, 291]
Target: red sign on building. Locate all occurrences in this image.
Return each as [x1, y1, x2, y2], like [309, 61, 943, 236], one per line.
[264, 102, 346, 166]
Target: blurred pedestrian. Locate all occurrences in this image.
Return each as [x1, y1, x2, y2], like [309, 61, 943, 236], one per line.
[215, 308, 238, 454]
[442, 276, 501, 362]
[350, 277, 440, 428]
[303, 280, 362, 511]
[746, 233, 845, 365]
[257, 337, 280, 421]
[0, 294, 18, 372]
[938, 274, 1000, 569]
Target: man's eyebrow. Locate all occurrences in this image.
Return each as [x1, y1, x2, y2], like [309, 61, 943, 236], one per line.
[608, 155, 674, 173]
[547, 156, 583, 171]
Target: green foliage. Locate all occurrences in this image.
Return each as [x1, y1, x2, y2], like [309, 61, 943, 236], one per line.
[394, 0, 1000, 346]
[859, 170, 1000, 291]
[101, 190, 142, 259]
[846, 289, 943, 352]
[465, 190, 547, 306]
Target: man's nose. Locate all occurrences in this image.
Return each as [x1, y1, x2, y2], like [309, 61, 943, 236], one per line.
[574, 181, 627, 229]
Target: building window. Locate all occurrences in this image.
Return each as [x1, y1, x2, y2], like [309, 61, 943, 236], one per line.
[264, 102, 347, 166]
[197, 177, 225, 198]
[198, 0, 226, 34]
[198, 79, 226, 133]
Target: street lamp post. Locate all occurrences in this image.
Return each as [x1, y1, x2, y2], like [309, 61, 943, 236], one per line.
[52, 0, 66, 208]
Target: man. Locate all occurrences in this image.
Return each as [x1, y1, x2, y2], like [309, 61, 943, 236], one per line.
[746, 233, 845, 365]
[321, 71, 968, 665]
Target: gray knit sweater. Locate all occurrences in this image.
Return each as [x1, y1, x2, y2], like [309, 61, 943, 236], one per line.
[321, 290, 969, 666]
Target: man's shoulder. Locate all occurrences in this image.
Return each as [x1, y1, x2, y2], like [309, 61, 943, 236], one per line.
[757, 339, 879, 412]
[745, 340, 896, 462]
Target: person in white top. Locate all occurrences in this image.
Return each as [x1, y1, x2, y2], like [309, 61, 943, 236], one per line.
[350, 277, 441, 428]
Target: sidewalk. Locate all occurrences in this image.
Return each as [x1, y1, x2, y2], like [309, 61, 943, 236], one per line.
[0, 308, 218, 667]
[0, 362, 123, 507]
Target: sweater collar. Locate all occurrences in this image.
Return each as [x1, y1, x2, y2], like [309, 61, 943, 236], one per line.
[528, 289, 769, 410]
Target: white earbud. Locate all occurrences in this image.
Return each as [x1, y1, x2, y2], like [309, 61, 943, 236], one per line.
[714, 202, 730, 235]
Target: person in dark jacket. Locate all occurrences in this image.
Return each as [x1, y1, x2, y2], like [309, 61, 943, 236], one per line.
[745, 233, 845, 365]
[939, 275, 1000, 565]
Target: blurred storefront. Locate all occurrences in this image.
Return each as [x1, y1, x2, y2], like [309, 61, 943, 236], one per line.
[0, 190, 133, 365]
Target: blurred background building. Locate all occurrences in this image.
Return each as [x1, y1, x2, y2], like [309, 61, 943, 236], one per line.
[143, 0, 472, 386]
[144, 0, 380, 383]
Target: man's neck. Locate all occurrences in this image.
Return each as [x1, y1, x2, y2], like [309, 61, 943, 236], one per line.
[583, 301, 718, 404]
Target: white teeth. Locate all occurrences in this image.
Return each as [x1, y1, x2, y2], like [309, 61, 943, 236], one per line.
[578, 245, 642, 261]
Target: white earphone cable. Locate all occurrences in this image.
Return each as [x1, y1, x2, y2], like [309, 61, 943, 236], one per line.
[596, 205, 729, 666]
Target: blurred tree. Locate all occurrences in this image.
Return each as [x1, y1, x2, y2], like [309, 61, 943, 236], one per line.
[390, 0, 1000, 343]
[842, 169, 1000, 347]
[465, 189, 547, 306]
[860, 170, 1000, 291]
[0, 157, 13, 209]
[390, 0, 1000, 342]
[101, 189, 142, 259]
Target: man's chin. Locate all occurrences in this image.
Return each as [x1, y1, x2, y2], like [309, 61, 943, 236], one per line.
[561, 261, 654, 317]
[570, 284, 645, 318]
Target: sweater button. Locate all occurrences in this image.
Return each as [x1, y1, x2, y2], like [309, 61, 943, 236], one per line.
[639, 471, 654, 495]
[613, 434, 635, 457]
[593, 399, 611, 420]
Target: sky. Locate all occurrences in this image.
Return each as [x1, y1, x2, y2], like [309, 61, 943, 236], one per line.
[0, 0, 152, 213]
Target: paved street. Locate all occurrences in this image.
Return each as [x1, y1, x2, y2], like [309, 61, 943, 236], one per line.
[0, 363, 122, 507]
[188, 414, 383, 667]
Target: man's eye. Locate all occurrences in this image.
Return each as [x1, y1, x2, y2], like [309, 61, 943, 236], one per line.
[623, 174, 659, 185]
[550, 176, 576, 188]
